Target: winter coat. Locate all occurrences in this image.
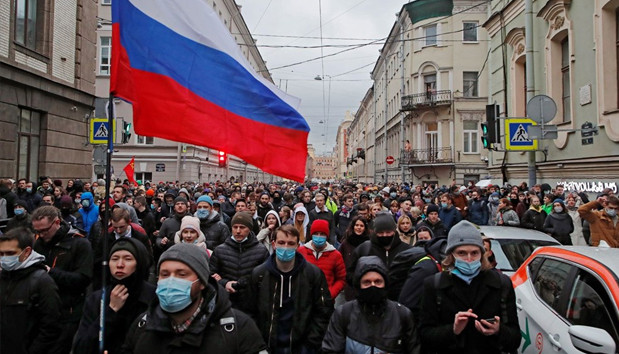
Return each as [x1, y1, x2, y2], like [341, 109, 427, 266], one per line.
[73, 282, 156, 354]
[33, 221, 93, 323]
[293, 206, 310, 243]
[467, 199, 488, 225]
[157, 212, 187, 250]
[567, 207, 587, 246]
[256, 210, 281, 254]
[495, 208, 520, 227]
[338, 232, 369, 301]
[209, 232, 269, 313]
[197, 210, 231, 249]
[521, 207, 547, 231]
[417, 219, 447, 238]
[322, 256, 417, 354]
[544, 211, 575, 245]
[0, 251, 63, 354]
[420, 270, 521, 354]
[578, 200, 619, 247]
[120, 280, 267, 354]
[78, 192, 99, 235]
[346, 228, 412, 286]
[16, 187, 42, 212]
[248, 253, 333, 352]
[334, 206, 355, 241]
[308, 206, 337, 244]
[487, 202, 500, 226]
[5, 212, 33, 232]
[0, 184, 18, 217]
[439, 206, 462, 231]
[299, 242, 347, 299]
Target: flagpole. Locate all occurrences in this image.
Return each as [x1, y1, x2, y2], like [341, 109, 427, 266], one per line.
[99, 92, 114, 354]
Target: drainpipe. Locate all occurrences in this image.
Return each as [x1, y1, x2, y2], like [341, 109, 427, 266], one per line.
[525, 0, 536, 186]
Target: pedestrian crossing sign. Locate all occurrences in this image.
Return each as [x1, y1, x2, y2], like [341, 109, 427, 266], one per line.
[505, 118, 538, 151]
[89, 118, 116, 144]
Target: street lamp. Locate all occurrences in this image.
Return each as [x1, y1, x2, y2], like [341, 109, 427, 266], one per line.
[314, 74, 332, 153]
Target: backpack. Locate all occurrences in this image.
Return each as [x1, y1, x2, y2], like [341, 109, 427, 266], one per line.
[389, 247, 441, 299]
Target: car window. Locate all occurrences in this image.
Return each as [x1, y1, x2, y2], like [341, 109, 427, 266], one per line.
[493, 239, 558, 272]
[565, 269, 619, 347]
[532, 259, 572, 312]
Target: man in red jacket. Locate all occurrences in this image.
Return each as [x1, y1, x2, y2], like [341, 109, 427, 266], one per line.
[300, 219, 346, 300]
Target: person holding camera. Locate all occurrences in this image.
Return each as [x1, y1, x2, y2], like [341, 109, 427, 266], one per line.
[419, 221, 521, 354]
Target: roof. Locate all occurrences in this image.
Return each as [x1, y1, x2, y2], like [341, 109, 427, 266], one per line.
[479, 226, 559, 243]
[540, 246, 619, 276]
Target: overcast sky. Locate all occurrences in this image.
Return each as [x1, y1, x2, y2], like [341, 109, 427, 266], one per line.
[236, 0, 409, 156]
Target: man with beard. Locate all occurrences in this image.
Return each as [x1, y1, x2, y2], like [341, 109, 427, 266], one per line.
[256, 192, 274, 223]
[156, 196, 190, 252]
[322, 256, 417, 353]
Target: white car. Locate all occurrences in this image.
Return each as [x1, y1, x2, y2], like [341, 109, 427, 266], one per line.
[478, 226, 560, 276]
[512, 246, 619, 353]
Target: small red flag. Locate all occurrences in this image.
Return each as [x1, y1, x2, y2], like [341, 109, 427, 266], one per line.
[123, 157, 137, 186]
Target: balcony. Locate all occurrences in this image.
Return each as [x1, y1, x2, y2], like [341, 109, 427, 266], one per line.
[400, 147, 454, 166]
[401, 90, 452, 111]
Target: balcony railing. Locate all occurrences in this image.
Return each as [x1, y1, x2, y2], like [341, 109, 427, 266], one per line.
[401, 90, 452, 111]
[400, 147, 454, 165]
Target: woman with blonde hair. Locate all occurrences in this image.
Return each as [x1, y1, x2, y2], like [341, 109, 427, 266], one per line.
[397, 215, 416, 245]
[293, 205, 309, 243]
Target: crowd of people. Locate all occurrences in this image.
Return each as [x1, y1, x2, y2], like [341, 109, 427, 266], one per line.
[0, 175, 617, 354]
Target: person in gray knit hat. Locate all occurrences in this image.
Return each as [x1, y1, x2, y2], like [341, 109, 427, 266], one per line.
[121, 242, 268, 353]
[419, 220, 521, 354]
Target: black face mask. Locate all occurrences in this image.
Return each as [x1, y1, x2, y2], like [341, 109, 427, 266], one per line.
[376, 235, 393, 247]
[61, 208, 72, 217]
[358, 286, 387, 305]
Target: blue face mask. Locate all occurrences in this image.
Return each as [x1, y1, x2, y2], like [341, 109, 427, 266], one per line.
[196, 209, 210, 219]
[81, 200, 90, 208]
[26, 188, 32, 193]
[605, 208, 617, 218]
[312, 235, 327, 247]
[156, 276, 198, 313]
[390, 192, 397, 199]
[441, 202, 448, 208]
[150, 204, 155, 210]
[424, 198, 431, 203]
[454, 258, 481, 276]
[275, 247, 296, 262]
[0, 250, 23, 271]
[14, 208, 25, 216]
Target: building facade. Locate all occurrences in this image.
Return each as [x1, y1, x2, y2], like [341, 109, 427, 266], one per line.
[334, 111, 352, 180]
[484, 0, 619, 192]
[95, 0, 280, 184]
[347, 0, 490, 186]
[0, 0, 97, 181]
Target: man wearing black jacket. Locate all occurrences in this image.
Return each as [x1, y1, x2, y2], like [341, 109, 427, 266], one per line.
[0, 227, 63, 354]
[32, 206, 93, 354]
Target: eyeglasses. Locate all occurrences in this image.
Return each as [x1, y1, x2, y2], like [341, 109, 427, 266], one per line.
[34, 218, 58, 234]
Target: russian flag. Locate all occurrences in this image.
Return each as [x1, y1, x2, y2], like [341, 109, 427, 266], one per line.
[110, 0, 310, 182]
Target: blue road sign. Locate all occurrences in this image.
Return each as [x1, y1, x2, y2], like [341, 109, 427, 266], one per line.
[90, 118, 116, 144]
[504, 118, 538, 151]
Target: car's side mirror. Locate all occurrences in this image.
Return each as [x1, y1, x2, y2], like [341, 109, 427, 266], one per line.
[568, 325, 616, 353]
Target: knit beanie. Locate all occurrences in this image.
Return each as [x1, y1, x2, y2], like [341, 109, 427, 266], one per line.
[373, 212, 397, 233]
[446, 220, 484, 253]
[309, 219, 330, 236]
[426, 204, 439, 215]
[60, 195, 73, 209]
[231, 211, 254, 229]
[197, 195, 213, 206]
[158, 243, 210, 284]
[174, 196, 188, 205]
[145, 189, 155, 197]
[180, 216, 201, 232]
[109, 237, 151, 280]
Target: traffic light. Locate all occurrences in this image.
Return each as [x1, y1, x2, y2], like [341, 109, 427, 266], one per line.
[218, 151, 227, 167]
[122, 121, 132, 144]
[481, 104, 499, 149]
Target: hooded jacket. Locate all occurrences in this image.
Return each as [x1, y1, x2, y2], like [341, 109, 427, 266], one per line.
[293, 206, 310, 243]
[248, 252, 333, 352]
[543, 203, 574, 245]
[197, 210, 231, 250]
[467, 198, 488, 225]
[33, 221, 93, 323]
[16, 182, 42, 212]
[299, 241, 346, 299]
[157, 211, 187, 251]
[256, 210, 281, 254]
[78, 192, 99, 235]
[495, 205, 520, 226]
[174, 225, 209, 252]
[521, 205, 547, 231]
[209, 231, 269, 313]
[322, 256, 417, 354]
[120, 279, 267, 354]
[0, 250, 63, 354]
[345, 226, 412, 286]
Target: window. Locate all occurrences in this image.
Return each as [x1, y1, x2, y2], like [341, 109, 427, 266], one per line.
[99, 36, 111, 75]
[15, 0, 44, 52]
[463, 22, 478, 42]
[463, 121, 478, 153]
[565, 269, 619, 345]
[137, 135, 154, 145]
[463, 72, 478, 97]
[424, 74, 436, 97]
[17, 108, 41, 181]
[135, 172, 152, 183]
[425, 24, 437, 46]
[532, 259, 572, 312]
[561, 38, 571, 122]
